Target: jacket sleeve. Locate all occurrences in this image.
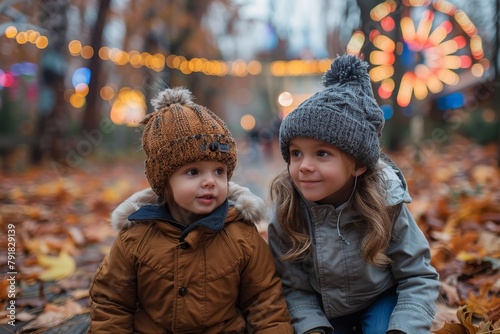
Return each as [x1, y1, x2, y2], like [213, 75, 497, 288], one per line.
[386, 204, 440, 334]
[267, 218, 334, 334]
[238, 226, 294, 334]
[89, 231, 137, 333]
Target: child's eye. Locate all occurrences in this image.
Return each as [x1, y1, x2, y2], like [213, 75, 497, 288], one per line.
[186, 169, 199, 176]
[215, 168, 225, 176]
[317, 150, 330, 157]
[290, 150, 302, 158]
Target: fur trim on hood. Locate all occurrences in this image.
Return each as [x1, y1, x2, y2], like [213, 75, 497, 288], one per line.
[111, 182, 267, 231]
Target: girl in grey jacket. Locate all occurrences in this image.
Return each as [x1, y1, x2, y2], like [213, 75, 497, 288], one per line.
[267, 54, 440, 334]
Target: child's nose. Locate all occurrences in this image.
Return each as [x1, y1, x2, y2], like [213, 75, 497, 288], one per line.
[299, 157, 315, 172]
[202, 173, 216, 187]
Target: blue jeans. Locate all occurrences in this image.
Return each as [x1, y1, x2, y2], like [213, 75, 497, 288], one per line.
[328, 287, 398, 334]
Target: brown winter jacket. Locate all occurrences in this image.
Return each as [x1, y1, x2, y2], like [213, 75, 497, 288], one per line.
[89, 183, 293, 334]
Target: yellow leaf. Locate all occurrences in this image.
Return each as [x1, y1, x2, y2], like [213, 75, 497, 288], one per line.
[37, 251, 76, 281]
[456, 251, 480, 262]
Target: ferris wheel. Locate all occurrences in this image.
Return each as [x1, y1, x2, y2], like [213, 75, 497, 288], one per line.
[346, 0, 489, 110]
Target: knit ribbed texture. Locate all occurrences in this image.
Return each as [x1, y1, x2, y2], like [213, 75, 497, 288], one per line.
[140, 87, 237, 196]
[279, 54, 385, 169]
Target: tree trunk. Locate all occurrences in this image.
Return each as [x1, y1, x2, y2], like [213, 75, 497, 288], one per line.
[82, 0, 111, 132]
[32, 0, 69, 164]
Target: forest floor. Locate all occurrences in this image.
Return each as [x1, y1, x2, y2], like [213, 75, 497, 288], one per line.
[0, 136, 499, 333]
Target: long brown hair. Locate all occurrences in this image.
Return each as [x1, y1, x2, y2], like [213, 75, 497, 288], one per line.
[269, 155, 402, 267]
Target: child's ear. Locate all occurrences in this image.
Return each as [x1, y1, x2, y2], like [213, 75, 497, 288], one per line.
[353, 166, 367, 177]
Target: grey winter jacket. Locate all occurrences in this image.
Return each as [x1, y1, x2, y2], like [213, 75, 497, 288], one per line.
[268, 159, 440, 334]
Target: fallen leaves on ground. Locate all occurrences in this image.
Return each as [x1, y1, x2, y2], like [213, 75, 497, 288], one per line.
[0, 138, 499, 333]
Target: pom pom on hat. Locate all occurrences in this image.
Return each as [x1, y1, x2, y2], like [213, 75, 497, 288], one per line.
[322, 54, 370, 87]
[150, 87, 195, 109]
[141, 87, 237, 196]
[279, 54, 385, 169]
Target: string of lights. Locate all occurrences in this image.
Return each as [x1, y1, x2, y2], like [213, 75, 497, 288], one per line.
[3, 25, 333, 78]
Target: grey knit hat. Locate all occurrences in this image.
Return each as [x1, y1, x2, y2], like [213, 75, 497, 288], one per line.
[279, 54, 385, 169]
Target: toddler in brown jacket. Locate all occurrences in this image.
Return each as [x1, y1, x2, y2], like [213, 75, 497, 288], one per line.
[89, 87, 292, 333]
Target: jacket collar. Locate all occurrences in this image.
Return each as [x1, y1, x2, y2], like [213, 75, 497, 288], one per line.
[128, 201, 229, 242]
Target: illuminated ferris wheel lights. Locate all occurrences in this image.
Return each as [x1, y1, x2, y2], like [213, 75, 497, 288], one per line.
[349, 0, 485, 108]
[378, 86, 392, 99]
[459, 55, 472, 68]
[415, 10, 434, 46]
[401, 17, 416, 43]
[471, 63, 484, 77]
[427, 24, 451, 46]
[369, 30, 381, 42]
[370, 2, 393, 21]
[453, 36, 467, 49]
[440, 55, 462, 70]
[470, 35, 484, 59]
[397, 72, 415, 107]
[404, 0, 432, 6]
[369, 65, 394, 82]
[428, 38, 462, 56]
[347, 31, 365, 55]
[437, 68, 459, 85]
[373, 35, 396, 53]
[414, 64, 431, 78]
[433, 0, 456, 15]
[414, 78, 429, 100]
[370, 51, 395, 66]
[381, 17, 396, 32]
[479, 58, 490, 69]
[426, 75, 444, 94]
[471, 50, 485, 59]
[454, 10, 478, 36]
[381, 78, 396, 91]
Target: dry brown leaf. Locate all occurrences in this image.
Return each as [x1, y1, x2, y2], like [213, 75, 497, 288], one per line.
[71, 289, 90, 300]
[431, 244, 454, 271]
[0, 278, 9, 301]
[451, 231, 480, 254]
[466, 283, 500, 320]
[478, 231, 500, 255]
[21, 299, 88, 331]
[16, 311, 37, 322]
[0, 310, 11, 325]
[433, 303, 460, 332]
[433, 304, 487, 334]
[21, 310, 67, 331]
[66, 226, 86, 245]
[434, 323, 470, 334]
[441, 281, 461, 306]
[471, 165, 498, 184]
[45, 300, 87, 316]
[488, 304, 500, 322]
[23, 234, 79, 256]
[457, 304, 480, 333]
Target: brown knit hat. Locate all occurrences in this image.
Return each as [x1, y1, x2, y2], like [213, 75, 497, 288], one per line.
[140, 87, 237, 196]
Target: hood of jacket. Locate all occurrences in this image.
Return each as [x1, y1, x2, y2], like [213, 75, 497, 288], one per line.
[110, 181, 267, 231]
[379, 154, 412, 206]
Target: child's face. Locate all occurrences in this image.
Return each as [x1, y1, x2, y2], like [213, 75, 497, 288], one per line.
[288, 137, 359, 205]
[167, 161, 229, 221]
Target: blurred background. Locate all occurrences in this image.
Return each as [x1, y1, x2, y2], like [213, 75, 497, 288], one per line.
[0, 0, 499, 173]
[1, 1, 500, 332]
